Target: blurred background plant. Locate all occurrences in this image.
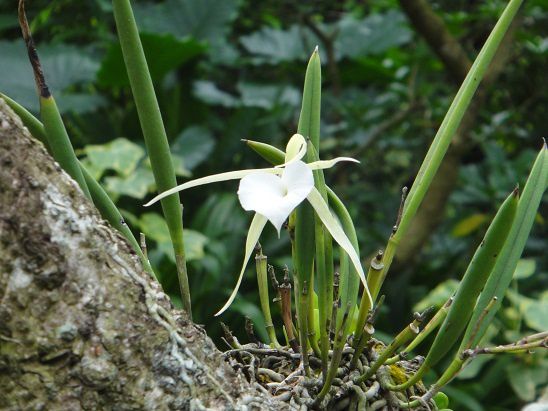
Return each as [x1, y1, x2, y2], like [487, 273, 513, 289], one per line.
[0, 0, 545, 409]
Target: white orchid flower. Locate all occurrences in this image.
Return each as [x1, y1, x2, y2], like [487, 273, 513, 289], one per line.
[144, 133, 372, 316]
[238, 160, 314, 235]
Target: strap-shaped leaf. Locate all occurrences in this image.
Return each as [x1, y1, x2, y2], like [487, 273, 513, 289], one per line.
[423, 188, 518, 368]
[214, 213, 268, 316]
[460, 142, 547, 350]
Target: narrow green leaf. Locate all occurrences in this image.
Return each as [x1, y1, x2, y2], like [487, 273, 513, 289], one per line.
[293, 48, 322, 373]
[397, 0, 524, 238]
[309, 143, 334, 376]
[379, 0, 525, 299]
[460, 143, 547, 350]
[112, 0, 191, 314]
[297, 47, 321, 150]
[41, 96, 91, 200]
[423, 188, 518, 368]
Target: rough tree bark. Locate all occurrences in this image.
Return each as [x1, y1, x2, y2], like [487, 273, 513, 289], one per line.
[0, 100, 285, 410]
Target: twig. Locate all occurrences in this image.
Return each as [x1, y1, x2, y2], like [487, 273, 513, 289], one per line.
[463, 336, 547, 359]
[280, 268, 299, 352]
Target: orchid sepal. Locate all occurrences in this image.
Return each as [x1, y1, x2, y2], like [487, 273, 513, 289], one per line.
[306, 188, 373, 307]
[214, 213, 268, 316]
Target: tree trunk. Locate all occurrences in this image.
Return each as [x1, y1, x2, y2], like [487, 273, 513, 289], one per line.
[0, 99, 285, 410]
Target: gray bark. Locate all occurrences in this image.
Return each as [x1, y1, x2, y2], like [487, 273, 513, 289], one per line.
[0, 99, 285, 410]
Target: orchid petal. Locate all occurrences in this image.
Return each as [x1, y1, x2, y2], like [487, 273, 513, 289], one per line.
[238, 172, 289, 233]
[307, 157, 360, 170]
[282, 160, 315, 198]
[283, 133, 307, 164]
[307, 187, 373, 307]
[215, 213, 268, 316]
[238, 161, 314, 235]
[144, 167, 283, 207]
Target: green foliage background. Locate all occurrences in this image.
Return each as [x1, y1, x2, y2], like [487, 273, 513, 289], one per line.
[0, 1, 546, 409]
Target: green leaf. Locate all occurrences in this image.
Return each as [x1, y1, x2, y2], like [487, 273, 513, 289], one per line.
[461, 144, 547, 349]
[238, 82, 301, 110]
[433, 392, 450, 409]
[335, 11, 412, 59]
[509, 290, 548, 332]
[423, 190, 517, 368]
[514, 258, 537, 280]
[395, 0, 524, 245]
[138, 212, 207, 262]
[97, 33, 204, 87]
[83, 137, 145, 178]
[523, 296, 548, 332]
[193, 81, 301, 109]
[54, 93, 107, 115]
[105, 167, 155, 199]
[442, 386, 484, 411]
[134, 0, 239, 44]
[171, 126, 215, 171]
[240, 26, 319, 64]
[170, 155, 192, 177]
[456, 355, 491, 380]
[0, 41, 101, 113]
[506, 361, 547, 401]
[193, 80, 239, 107]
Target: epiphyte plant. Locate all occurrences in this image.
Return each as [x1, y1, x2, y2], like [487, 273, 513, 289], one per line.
[2, 0, 546, 409]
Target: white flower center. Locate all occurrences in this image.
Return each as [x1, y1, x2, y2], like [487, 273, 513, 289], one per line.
[237, 160, 314, 235]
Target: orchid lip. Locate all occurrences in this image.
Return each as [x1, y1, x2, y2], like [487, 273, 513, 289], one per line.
[237, 160, 314, 235]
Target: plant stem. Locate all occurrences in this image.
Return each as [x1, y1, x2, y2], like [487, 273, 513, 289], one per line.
[356, 316, 422, 383]
[315, 304, 351, 404]
[255, 248, 281, 348]
[306, 275, 322, 357]
[279, 269, 299, 352]
[386, 297, 452, 364]
[354, 250, 384, 347]
[349, 323, 374, 370]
